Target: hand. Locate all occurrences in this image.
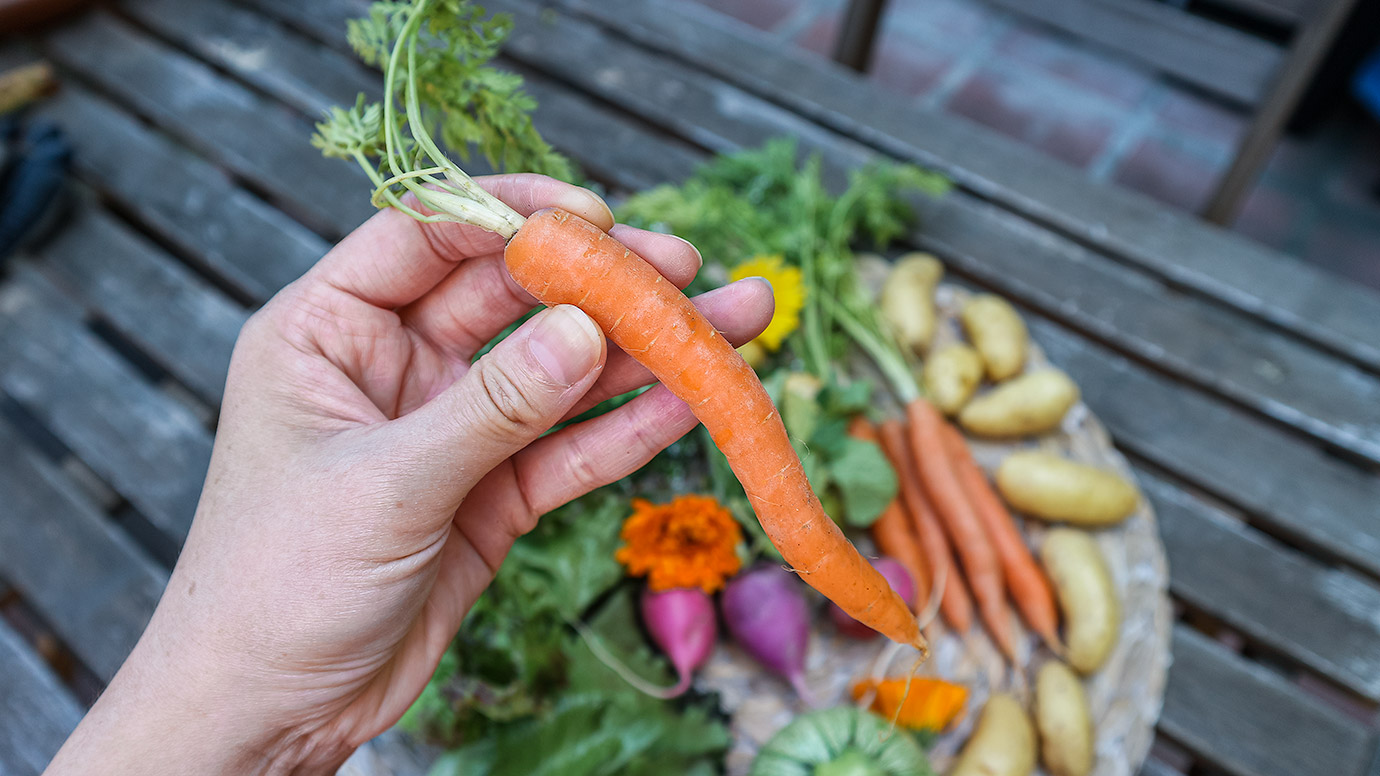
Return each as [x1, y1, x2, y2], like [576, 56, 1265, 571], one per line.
[46, 175, 772, 775]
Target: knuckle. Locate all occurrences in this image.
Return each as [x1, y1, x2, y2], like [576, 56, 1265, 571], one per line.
[473, 358, 547, 435]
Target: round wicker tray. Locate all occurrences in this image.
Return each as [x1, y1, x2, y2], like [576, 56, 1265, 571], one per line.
[702, 284, 1173, 776]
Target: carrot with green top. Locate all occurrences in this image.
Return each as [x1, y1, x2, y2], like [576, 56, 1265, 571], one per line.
[940, 423, 1060, 650]
[850, 417, 930, 610]
[907, 399, 1016, 659]
[879, 419, 974, 633]
[315, 0, 927, 655]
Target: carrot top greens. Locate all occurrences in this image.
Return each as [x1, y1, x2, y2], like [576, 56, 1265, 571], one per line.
[312, 0, 574, 238]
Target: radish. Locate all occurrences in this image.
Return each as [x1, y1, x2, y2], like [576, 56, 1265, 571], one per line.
[641, 587, 717, 697]
[721, 564, 814, 703]
[828, 557, 915, 640]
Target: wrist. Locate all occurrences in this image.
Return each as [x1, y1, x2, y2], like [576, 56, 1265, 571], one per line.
[45, 613, 353, 776]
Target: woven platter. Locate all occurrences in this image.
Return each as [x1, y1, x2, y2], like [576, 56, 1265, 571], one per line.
[703, 284, 1174, 776]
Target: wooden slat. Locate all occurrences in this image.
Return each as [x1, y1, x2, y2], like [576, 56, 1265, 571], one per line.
[1138, 758, 1186, 776]
[1161, 626, 1374, 776]
[488, 0, 1380, 465]
[121, 0, 376, 118]
[142, 0, 700, 194]
[257, 0, 1380, 589]
[551, 0, 1380, 374]
[37, 85, 326, 302]
[0, 269, 212, 541]
[40, 10, 375, 239]
[1145, 471, 1380, 700]
[981, 0, 1281, 105]
[1032, 318, 1380, 579]
[0, 419, 165, 681]
[38, 205, 247, 405]
[0, 619, 82, 776]
[1210, 0, 1312, 26]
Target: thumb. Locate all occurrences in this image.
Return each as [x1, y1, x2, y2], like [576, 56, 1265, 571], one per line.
[393, 304, 606, 499]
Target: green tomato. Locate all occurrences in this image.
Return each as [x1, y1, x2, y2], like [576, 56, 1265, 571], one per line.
[750, 707, 933, 776]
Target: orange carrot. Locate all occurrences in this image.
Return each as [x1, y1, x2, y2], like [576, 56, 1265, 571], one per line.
[940, 422, 1060, 649]
[505, 209, 925, 654]
[906, 399, 1015, 659]
[878, 419, 974, 633]
[849, 417, 931, 609]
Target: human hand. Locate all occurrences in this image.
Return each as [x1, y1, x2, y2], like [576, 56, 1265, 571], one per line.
[45, 175, 772, 775]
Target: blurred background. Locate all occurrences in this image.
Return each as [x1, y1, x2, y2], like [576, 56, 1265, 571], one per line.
[679, 0, 1380, 289]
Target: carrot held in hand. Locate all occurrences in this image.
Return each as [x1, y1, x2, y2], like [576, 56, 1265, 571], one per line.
[940, 422, 1060, 650]
[313, 0, 926, 657]
[907, 399, 1016, 659]
[508, 212, 926, 654]
[849, 417, 930, 609]
[879, 419, 974, 633]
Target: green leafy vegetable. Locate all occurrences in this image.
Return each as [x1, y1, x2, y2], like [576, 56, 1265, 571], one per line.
[314, 0, 574, 237]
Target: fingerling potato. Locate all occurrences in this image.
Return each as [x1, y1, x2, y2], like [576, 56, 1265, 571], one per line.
[997, 452, 1139, 526]
[961, 294, 1027, 381]
[950, 693, 1036, 776]
[924, 343, 983, 415]
[1036, 661, 1094, 776]
[1041, 529, 1119, 674]
[959, 370, 1079, 437]
[881, 253, 943, 355]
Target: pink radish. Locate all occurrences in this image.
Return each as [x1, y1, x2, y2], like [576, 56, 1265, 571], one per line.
[641, 587, 717, 697]
[721, 565, 814, 703]
[829, 557, 916, 639]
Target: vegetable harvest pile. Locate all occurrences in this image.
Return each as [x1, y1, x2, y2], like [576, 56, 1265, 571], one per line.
[315, 3, 1159, 775]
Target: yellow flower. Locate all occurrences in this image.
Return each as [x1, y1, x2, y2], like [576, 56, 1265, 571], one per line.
[615, 495, 743, 593]
[729, 255, 805, 352]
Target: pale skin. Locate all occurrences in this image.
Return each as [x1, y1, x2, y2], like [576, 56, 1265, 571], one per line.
[44, 175, 773, 775]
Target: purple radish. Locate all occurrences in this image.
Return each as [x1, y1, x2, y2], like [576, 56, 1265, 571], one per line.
[641, 587, 717, 697]
[829, 557, 915, 640]
[720, 565, 814, 703]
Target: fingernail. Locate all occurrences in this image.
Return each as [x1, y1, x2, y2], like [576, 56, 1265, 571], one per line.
[671, 234, 703, 270]
[744, 275, 773, 293]
[528, 305, 604, 385]
[554, 187, 614, 231]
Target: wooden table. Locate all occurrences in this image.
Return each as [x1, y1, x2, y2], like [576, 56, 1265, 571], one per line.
[3, 1, 1379, 774]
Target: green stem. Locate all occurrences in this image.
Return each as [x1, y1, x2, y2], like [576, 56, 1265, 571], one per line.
[820, 296, 920, 403]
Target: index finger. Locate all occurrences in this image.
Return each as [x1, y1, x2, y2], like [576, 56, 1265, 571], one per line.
[308, 173, 614, 309]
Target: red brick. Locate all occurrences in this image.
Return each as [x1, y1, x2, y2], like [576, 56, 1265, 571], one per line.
[1156, 91, 1247, 151]
[1111, 136, 1224, 212]
[886, 0, 996, 49]
[995, 25, 1154, 107]
[795, 14, 838, 58]
[683, 0, 804, 31]
[1306, 222, 1380, 291]
[944, 67, 1119, 170]
[869, 35, 955, 98]
[1230, 184, 1298, 253]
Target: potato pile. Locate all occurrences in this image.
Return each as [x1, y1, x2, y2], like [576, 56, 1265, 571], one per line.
[881, 255, 1145, 776]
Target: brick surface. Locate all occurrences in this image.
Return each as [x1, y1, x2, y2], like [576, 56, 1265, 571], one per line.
[944, 67, 1121, 170]
[1156, 91, 1247, 152]
[886, 0, 996, 50]
[995, 25, 1155, 107]
[795, 13, 837, 57]
[869, 34, 956, 97]
[1112, 136, 1224, 212]
[1306, 221, 1380, 289]
[684, 0, 804, 32]
[1231, 184, 1300, 253]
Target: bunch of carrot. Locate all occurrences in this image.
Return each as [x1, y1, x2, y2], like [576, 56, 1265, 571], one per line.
[853, 400, 1060, 661]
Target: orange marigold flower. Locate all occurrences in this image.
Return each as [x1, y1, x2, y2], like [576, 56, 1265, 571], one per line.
[615, 495, 744, 593]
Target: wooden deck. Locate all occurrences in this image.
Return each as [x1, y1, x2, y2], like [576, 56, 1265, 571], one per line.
[3, 1, 1380, 774]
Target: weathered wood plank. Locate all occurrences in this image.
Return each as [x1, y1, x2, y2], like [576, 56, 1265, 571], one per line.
[139, 0, 694, 193]
[0, 418, 165, 681]
[1032, 319, 1380, 581]
[1145, 471, 1380, 700]
[0, 269, 212, 541]
[41, 10, 375, 239]
[553, 0, 1380, 374]
[0, 619, 83, 776]
[489, 0, 1380, 465]
[38, 204, 247, 405]
[37, 85, 326, 302]
[121, 0, 376, 118]
[980, 0, 1281, 105]
[1161, 626, 1374, 776]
